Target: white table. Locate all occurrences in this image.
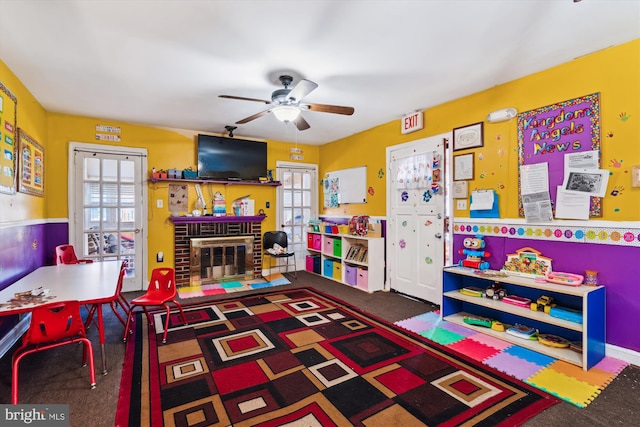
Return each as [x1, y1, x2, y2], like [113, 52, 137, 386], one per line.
[0, 261, 121, 374]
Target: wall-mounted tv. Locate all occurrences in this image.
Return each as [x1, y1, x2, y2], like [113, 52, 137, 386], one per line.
[197, 134, 267, 181]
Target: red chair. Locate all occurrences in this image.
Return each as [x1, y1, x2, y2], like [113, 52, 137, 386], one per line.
[85, 261, 131, 328]
[55, 244, 93, 265]
[123, 267, 187, 344]
[12, 300, 96, 404]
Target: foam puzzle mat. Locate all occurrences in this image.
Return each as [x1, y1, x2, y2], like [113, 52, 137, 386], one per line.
[395, 312, 628, 408]
[177, 272, 290, 299]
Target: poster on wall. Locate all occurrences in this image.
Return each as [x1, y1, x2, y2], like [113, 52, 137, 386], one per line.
[0, 82, 18, 195]
[517, 92, 601, 217]
[18, 129, 45, 197]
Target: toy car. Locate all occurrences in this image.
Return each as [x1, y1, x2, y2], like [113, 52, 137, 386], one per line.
[484, 282, 507, 300]
[530, 295, 556, 313]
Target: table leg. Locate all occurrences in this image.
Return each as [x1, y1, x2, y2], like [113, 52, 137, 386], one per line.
[96, 304, 108, 375]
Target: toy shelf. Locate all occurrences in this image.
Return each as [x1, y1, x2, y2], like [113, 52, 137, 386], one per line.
[442, 266, 605, 370]
[305, 232, 384, 293]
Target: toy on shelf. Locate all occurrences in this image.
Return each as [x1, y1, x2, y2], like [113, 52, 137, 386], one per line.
[530, 295, 556, 313]
[501, 247, 552, 279]
[502, 295, 532, 307]
[506, 323, 538, 340]
[484, 282, 507, 300]
[549, 306, 583, 324]
[463, 314, 505, 331]
[538, 334, 570, 348]
[460, 286, 484, 297]
[458, 234, 491, 270]
[212, 191, 226, 216]
[545, 271, 584, 286]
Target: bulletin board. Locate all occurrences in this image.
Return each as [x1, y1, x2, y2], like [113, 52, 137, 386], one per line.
[517, 93, 601, 217]
[325, 166, 367, 205]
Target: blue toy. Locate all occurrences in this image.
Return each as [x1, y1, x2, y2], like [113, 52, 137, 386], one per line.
[459, 234, 491, 270]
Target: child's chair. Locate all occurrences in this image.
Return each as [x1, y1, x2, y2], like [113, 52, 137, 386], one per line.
[12, 300, 96, 404]
[122, 267, 187, 344]
[55, 244, 93, 265]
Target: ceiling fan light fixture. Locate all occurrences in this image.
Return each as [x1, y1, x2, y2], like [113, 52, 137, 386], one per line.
[272, 105, 301, 122]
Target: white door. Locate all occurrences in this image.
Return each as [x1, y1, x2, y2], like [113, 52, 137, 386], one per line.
[386, 134, 450, 304]
[275, 162, 318, 273]
[69, 143, 147, 292]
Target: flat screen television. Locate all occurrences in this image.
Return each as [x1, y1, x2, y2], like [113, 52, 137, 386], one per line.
[197, 134, 267, 181]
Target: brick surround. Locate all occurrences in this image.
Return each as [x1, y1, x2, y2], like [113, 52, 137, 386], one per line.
[170, 216, 265, 287]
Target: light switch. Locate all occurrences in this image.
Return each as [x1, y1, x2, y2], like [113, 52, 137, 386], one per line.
[156, 199, 163, 208]
[457, 199, 467, 210]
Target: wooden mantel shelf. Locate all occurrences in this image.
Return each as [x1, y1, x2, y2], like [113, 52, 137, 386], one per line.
[169, 215, 267, 224]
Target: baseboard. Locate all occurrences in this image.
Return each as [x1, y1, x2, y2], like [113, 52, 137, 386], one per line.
[0, 314, 30, 359]
[606, 343, 640, 367]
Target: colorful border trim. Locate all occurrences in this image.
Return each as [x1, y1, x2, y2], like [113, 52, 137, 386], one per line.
[454, 219, 640, 247]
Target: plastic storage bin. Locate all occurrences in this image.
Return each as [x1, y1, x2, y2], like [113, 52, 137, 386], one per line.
[323, 259, 334, 278]
[323, 236, 334, 254]
[356, 267, 369, 289]
[333, 262, 342, 281]
[345, 265, 358, 286]
[333, 239, 342, 257]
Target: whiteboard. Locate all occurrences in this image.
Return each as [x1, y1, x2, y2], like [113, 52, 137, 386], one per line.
[327, 166, 367, 204]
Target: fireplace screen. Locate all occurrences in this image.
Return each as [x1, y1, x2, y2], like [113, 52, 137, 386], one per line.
[190, 236, 254, 286]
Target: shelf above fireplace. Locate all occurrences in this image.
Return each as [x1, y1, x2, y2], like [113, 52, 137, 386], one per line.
[170, 215, 267, 224]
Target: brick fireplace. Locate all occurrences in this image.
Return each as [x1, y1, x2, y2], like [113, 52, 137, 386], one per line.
[170, 216, 265, 287]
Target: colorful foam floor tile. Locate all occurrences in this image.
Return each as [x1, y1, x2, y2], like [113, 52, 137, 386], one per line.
[178, 273, 291, 299]
[527, 368, 602, 407]
[394, 313, 629, 408]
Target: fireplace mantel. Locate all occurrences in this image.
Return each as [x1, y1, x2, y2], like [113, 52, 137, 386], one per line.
[170, 215, 266, 224]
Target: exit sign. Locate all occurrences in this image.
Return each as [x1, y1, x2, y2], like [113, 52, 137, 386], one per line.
[401, 111, 424, 134]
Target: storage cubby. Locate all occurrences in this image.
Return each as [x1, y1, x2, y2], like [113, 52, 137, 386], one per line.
[442, 266, 605, 370]
[305, 231, 384, 292]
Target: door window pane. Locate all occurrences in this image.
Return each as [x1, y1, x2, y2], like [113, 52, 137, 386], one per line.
[84, 158, 100, 181]
[103, 159, 118, 182]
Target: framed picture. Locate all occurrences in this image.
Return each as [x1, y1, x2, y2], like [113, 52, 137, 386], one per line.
[18, 129, 45, 197]
[453, 122, 484, 151]
[454, 153, 474, 181]
[0, 81, 18, 195]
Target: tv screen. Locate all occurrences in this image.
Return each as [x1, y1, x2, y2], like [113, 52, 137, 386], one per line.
[197, 135, 267, 181]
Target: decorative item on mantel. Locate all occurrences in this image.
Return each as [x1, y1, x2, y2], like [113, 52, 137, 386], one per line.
[501, 247, 552, 279]
[212, 191, 226, 216]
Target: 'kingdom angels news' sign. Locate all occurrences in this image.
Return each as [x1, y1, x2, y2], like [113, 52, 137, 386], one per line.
[517, 93, 601, 217]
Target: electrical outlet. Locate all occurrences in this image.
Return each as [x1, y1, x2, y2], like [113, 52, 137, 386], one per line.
[457, 199, 467, 210]
[266, 202, 270, 208]
[156, 199, 163, 208]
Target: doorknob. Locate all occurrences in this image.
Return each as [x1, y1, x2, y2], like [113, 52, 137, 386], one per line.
[135, 228, 141, 233]
[434, 233, 442, 239]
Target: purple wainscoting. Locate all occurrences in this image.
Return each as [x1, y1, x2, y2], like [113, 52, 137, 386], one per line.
[0, 222, 69, 339]
[453, 234, 640, 352]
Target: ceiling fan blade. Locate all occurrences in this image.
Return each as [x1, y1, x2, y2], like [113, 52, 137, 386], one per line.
[219, 95, 271, 104]
[286, 79, 318, 103]
[303, 103, 355, 115]
[236, 109, 271, 124]
[293, 115, 311, 131]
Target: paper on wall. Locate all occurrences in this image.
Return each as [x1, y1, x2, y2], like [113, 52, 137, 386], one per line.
[562, 168, 609, 198]
[564, 150, 599, 170]
[555, 185, 590, 220]
[470, 190, 494, 210]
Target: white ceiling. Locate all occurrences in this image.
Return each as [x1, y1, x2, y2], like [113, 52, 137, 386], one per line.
[1, 0, 638, 145]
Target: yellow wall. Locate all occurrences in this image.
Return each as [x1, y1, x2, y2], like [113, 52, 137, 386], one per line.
[45, 114, 319, 270]
[321, 39, 640, 221]
[0, 61, 47, 222]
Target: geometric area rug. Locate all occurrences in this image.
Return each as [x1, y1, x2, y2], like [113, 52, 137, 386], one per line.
[177, 272, 291, 299]
[116, 287, 557, 426]
[395, 312, 629, 408]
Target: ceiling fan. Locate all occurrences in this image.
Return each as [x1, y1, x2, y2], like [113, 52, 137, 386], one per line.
[219, 75, 355, 131]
